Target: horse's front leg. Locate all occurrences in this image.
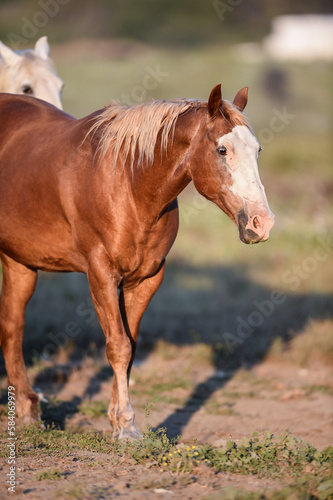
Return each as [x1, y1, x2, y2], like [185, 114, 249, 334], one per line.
[87, 257, 140, 439]
[119, 260, 166, 376]
[111, 261, 166, 435]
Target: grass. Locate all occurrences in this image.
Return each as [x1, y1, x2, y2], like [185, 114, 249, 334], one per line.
[63, 484, 114, 499]
[77, 400, 107, 418]
[34, 468, 67, 481]
[266, 319, 333, 367]
[305, 385, 333, 397]
[204, 399, 239, 416]
[130, 372, 194, 406]
[0, 424, 332, 484]
[204, 479, 333, 500]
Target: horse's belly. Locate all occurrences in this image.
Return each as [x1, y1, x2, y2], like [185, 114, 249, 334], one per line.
[0, 220, 86, 272]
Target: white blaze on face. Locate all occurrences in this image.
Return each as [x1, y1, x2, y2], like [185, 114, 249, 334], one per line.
[218, 125, 267, 206]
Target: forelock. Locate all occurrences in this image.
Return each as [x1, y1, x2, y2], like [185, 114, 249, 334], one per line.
[220, 100, 251, 129]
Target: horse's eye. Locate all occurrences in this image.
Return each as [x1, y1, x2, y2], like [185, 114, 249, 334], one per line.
[258, 146, 263, 155]
[22, 85, 33, 95]
[217, 146, 227, 156]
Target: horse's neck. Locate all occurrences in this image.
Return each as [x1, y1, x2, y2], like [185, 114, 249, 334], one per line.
[0, 58, 12, 92]
[125, 108, 202, 219]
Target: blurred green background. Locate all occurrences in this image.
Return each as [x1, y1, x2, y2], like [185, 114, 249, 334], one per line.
[0, 0, 332, 373]
[1, 0, 332, 46]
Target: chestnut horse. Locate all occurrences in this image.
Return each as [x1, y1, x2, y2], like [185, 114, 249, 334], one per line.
[0, 85, 274, 438]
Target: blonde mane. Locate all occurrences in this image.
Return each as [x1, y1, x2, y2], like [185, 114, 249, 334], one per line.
[86, 98, 249, 171]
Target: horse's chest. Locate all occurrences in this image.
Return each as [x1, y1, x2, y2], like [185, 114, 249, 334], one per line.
[121, 203, 179, 284]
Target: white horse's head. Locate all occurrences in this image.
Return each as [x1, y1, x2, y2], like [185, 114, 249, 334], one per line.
[0, 36, 63, 109]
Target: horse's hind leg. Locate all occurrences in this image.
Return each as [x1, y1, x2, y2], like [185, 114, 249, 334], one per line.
[0, 253, 39, 423]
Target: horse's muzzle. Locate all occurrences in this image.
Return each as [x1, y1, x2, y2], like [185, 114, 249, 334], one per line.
[238, 211, 275, 244]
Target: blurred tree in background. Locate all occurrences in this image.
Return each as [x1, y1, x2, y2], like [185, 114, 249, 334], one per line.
[0, 0, 332, 48]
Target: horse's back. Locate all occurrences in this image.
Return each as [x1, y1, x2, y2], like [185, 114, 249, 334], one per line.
[0, 93, 69, 130]
[0, 94, 74, 189]
[0, 95, 82, 270]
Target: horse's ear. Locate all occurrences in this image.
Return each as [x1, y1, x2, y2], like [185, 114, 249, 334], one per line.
[0, 41, 21, 66]
[233, 87, 248, 111]
[34, 36, 50, 60]
[208, 84, 222, 118]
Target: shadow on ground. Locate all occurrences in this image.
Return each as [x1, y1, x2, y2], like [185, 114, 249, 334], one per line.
[0, 260, 332, 435]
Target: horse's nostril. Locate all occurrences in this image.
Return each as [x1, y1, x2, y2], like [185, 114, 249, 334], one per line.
[253, 216, 260, 229]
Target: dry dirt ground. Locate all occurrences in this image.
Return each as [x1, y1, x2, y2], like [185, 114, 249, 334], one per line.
[1, 347, 332, 499]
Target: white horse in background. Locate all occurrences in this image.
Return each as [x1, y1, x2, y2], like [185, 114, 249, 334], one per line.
[0, 36, 63, 109]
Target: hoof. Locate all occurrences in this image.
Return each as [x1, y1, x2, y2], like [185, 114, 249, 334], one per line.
[16, 393, 40, 425]
[114, 424, 142, 441]
[19, 414, 43, 426]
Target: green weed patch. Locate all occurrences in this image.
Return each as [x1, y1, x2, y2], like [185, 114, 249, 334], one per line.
[34, 467, 67, 481]
[1, 425, 331, 480]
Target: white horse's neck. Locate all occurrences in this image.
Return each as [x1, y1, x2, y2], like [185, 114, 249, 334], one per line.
[0, 57, 11, 92]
